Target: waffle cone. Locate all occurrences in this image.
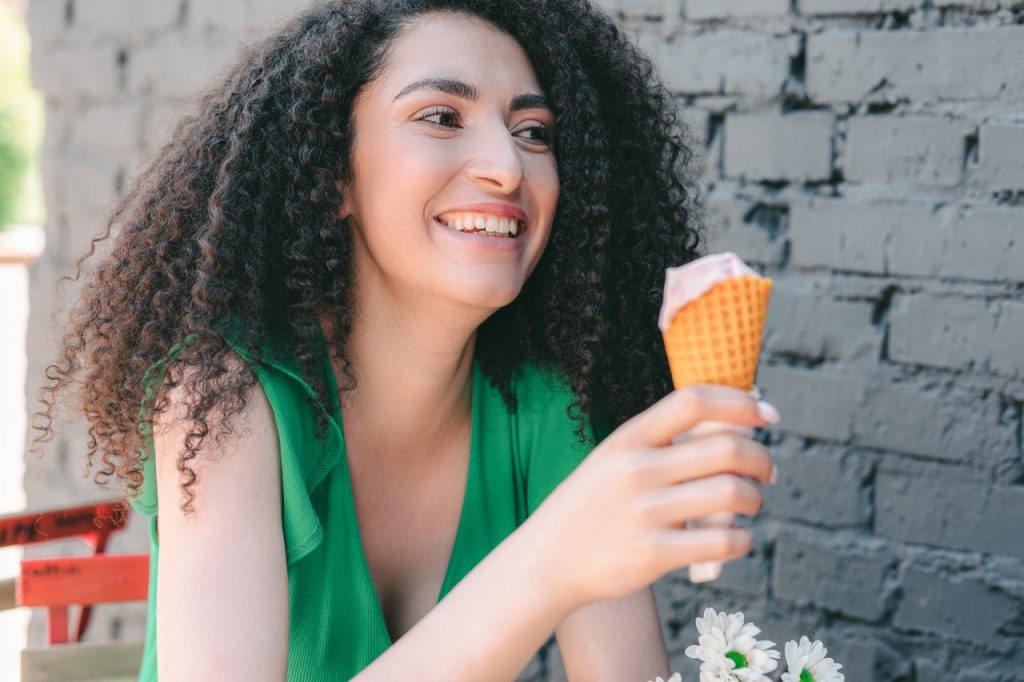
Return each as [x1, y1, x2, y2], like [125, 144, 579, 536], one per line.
[663, 275, 773, 391]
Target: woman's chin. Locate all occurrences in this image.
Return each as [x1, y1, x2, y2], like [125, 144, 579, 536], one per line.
[449, 280, 523, 311]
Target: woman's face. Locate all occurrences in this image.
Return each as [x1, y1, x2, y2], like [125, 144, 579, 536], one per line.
[338, 11, 559, 313]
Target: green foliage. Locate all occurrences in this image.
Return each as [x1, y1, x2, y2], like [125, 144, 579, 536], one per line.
[0, 4, 45, 230]
[0, 101, 32, 227]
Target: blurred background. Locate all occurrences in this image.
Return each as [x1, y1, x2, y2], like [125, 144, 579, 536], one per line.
[1, 0, 1022, 680]
[1, 0, 44, 678]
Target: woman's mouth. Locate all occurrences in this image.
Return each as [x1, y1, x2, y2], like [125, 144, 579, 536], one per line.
[434, 215, 525, 239]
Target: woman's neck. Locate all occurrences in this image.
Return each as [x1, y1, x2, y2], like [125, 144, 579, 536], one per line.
[318, 289, 479, 462]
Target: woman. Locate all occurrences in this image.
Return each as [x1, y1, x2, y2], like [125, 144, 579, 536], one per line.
[32, 1, 779, 680]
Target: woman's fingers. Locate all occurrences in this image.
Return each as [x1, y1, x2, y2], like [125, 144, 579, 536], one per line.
[611, 384, 778, 450]
[648, 526, 753, 569]
[638, 473, 764, 525]
[673, 420, 753, 444]
[688, 511, 736, 532]
[639, 433, 774, 486]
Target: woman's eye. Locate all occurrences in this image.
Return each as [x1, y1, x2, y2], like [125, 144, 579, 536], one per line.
[417, 106, 462, 128]
[516, 125, 552, 146]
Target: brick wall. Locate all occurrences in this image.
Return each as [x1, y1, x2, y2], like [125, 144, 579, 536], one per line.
[24, 0, 1024, 679]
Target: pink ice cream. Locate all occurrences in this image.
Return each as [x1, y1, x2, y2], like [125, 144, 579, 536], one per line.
[658, 251, 762, 333]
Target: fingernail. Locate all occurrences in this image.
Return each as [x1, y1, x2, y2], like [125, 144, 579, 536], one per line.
[732, 528, 752, 548]
[757, 400, 781, 424]
[769, 464, 779, 485]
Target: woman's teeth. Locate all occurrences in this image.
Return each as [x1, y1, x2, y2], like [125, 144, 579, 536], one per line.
[438, 213, 521, 237]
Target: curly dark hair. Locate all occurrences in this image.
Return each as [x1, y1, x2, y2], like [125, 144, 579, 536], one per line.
[30, 0, 705, 515]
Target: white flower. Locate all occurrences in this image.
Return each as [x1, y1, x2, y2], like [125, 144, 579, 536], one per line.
[684, 608, 781, 682]
[647, 674, 683, 682]
[780, 636, 844, 682]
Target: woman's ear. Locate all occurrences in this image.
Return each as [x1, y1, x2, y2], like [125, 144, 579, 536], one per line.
[335, 180, 351, 220]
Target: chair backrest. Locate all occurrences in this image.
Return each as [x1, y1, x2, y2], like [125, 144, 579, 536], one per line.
[0, 500, 128, 550]
[0, 500, 140, 643]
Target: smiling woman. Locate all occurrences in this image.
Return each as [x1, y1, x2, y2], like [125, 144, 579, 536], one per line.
[29, 1, 715, 680]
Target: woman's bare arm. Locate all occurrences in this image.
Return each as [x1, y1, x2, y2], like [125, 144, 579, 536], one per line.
[555, 586, 670, 681]
[153, 358, 289, 681]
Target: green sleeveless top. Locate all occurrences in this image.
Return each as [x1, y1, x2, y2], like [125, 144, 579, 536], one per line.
[131, 323, 609, 681]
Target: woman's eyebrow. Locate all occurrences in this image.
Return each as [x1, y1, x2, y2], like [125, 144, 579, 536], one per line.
[392, 76, 552, 113]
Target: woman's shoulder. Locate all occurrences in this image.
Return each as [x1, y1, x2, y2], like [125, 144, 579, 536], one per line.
[140, 315, 315, 386]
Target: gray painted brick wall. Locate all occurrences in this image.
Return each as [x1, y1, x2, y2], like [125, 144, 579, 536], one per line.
[725, 112, 835, 181]
[24, 0, 1024, 679]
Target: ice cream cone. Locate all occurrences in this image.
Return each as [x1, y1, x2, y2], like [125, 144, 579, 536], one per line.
[658, 253, 773, 583]
[662, 274, 773, 391]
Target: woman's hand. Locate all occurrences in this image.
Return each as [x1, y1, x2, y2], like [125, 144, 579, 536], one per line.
[523, 384, 779, 610]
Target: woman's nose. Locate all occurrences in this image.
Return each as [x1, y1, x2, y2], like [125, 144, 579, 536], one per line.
[465, 124, 526, 191]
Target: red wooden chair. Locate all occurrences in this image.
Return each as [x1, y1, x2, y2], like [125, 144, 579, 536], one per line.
[0, 501, 148, 681]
